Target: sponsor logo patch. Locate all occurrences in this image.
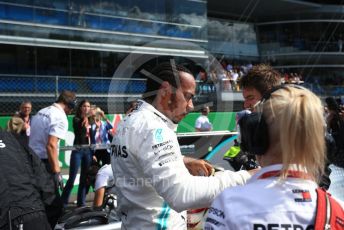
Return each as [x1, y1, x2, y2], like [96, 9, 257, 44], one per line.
[205, 217, 225, 227]
[158, 156, 178, 166]
[253, 223, 313, 230]
[154, 128, 163, 142]
[336, 216, 344, 227]
[292, 189, 312, 202]
[154, 144, 174, 155]
[111, 144, 128, 158]
[208, 207, 225, 219]
[152, 140, 172, 150]
[158, 152, 175, 160]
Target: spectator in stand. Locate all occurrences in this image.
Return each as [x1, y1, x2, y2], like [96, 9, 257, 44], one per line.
[29, 90, 76, 229]
[216, 69, 230, 91]
[196, 69, 207, 94]
[338, 34, 343, 52]
[90, 107, 113, 166]
[61, 100, 93, 207]
[13, 100, 32, 137]
[284, 72, 290, 84]
[231, 69, 239, 91]
[195, 105, 213, 132]
[221, 69, 231, 91]
[205, 71, 216, 93]
[209, 69, 218, 92]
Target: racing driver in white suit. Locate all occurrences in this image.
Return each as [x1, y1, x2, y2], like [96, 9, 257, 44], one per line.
[111, 61, 256, 229]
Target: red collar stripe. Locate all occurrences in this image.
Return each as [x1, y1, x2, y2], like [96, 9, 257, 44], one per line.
[258, 170, 312, 180]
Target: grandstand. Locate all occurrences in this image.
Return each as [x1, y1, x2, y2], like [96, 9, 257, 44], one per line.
[208, 0, 344, 100]
[0, 0, 210, 115]
[1, 0, 344, 115]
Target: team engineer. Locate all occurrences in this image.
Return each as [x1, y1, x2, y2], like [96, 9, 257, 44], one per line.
[29, 90, 76, 229]
[239, 64, 331, 189]
[111, 61, 256, 229]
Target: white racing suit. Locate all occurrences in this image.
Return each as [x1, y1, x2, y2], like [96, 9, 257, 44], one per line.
[204, 164, 344, 230]
[111, 100, 251, 229]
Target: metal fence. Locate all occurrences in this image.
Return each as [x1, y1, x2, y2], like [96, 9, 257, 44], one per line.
[0, 74, 146, 115]
[1, 74, 342, 115]
[0, 75, 219, 115]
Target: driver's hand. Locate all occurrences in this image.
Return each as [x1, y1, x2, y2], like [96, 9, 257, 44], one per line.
[183, 157, 213, 176]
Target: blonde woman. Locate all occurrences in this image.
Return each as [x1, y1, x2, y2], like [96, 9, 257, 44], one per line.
[205, 86, 344, 229]
[90, 107, 113, 166]
[7, 117, 24, 134]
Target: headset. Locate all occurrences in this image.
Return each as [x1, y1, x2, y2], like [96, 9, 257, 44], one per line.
[238, 84, 305, 155]
[56, 90, 77, 110]
[67, 98, 77, 110]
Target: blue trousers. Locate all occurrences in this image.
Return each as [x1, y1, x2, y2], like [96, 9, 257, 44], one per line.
[61, 148, 92, 207]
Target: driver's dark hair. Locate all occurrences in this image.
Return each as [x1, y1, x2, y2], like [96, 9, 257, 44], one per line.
[143, 61, 192, 103]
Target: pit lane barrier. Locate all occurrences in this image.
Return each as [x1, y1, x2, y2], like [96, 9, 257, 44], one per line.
[59, 131, 239, 152]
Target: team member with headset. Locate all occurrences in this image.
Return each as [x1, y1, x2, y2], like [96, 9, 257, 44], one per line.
[111, 61, 257, 229]
[225, 64, 281, 171]
[205, 85, 344, 229]
[238, 64, 331, 189]
[29, 90, 77, 229]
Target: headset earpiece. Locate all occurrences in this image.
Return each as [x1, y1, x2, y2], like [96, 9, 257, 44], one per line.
[67, 99, 77, 110]
[239, 113, 269, 155]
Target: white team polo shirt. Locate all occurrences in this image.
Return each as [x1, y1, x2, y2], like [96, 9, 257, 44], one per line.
[94, 164, 114, 191]
[29, 103, 68, 159]
[204, 164, 344, 230]
[195, 115, 212, 131]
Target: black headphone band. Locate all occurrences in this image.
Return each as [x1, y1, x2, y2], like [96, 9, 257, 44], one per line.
[260, 84, 305, 104]
[67, 99, 77, 109]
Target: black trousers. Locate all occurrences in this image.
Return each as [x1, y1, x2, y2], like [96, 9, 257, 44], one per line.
[42, 160, 63, 229]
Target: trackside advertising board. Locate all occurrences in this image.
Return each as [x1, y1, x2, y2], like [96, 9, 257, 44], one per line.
[0, 112, 236, 168]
